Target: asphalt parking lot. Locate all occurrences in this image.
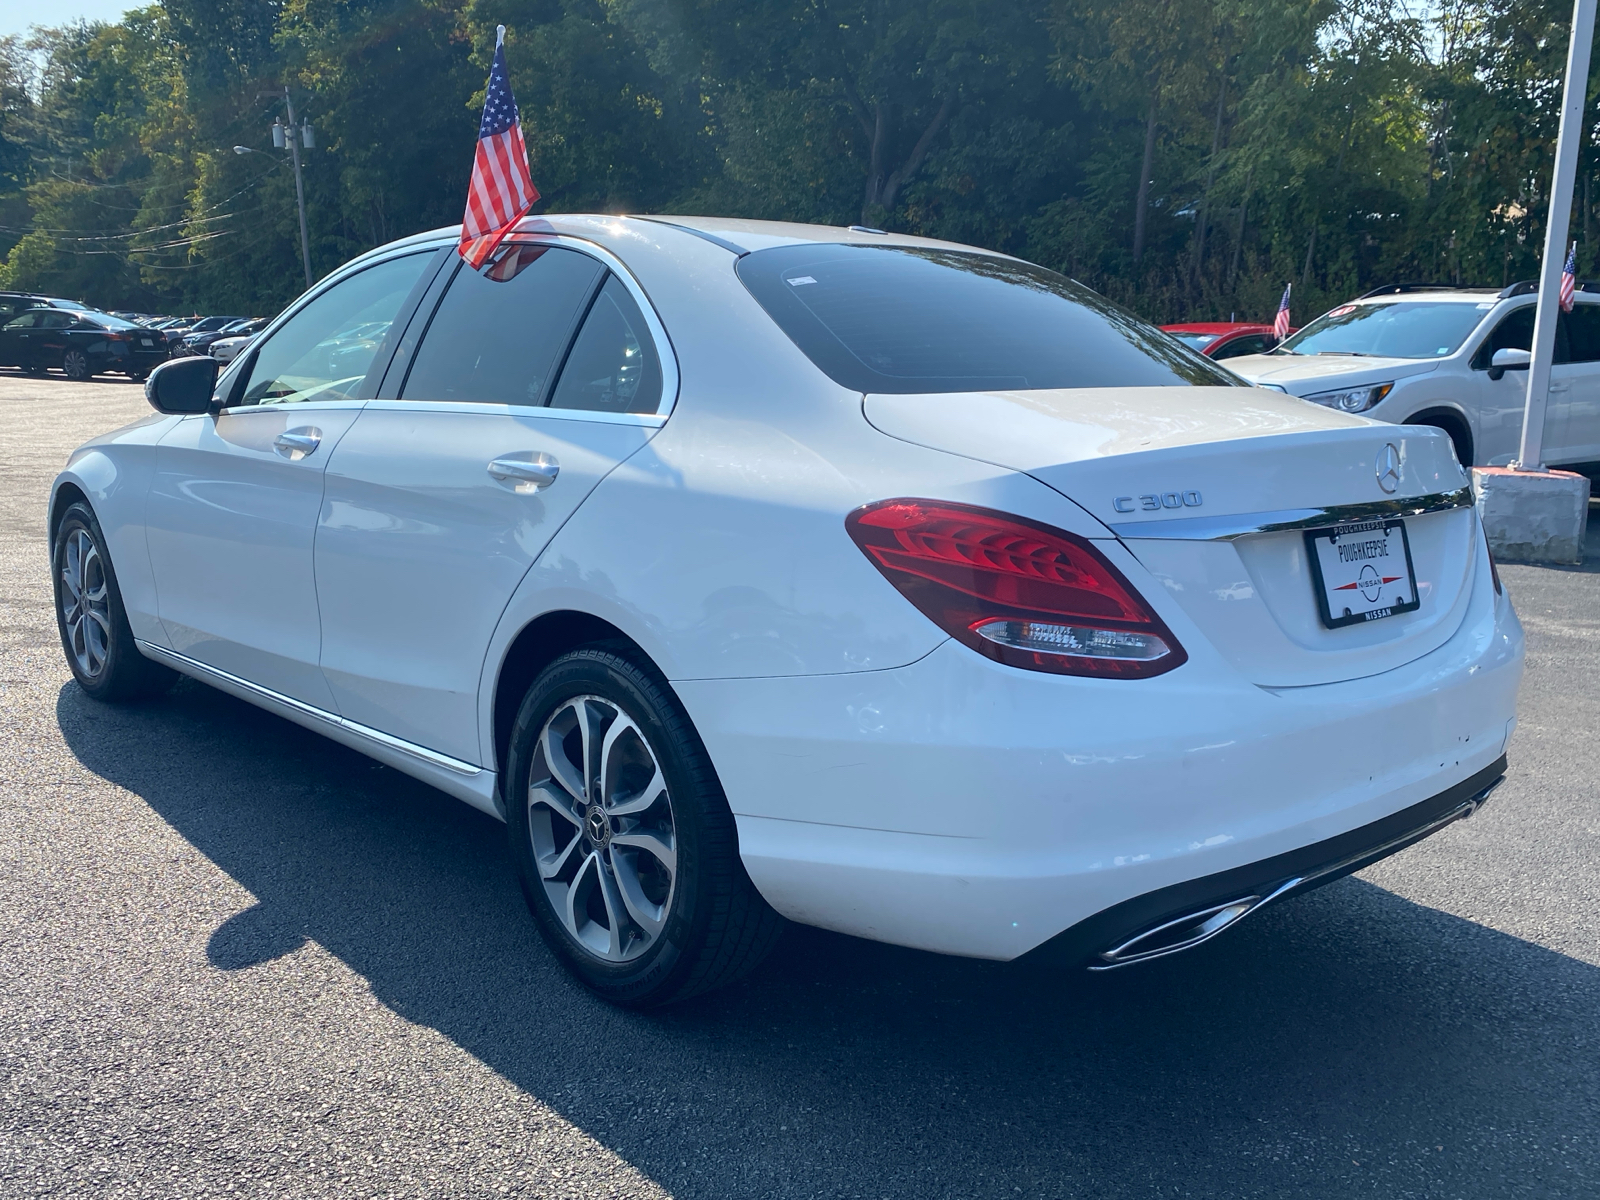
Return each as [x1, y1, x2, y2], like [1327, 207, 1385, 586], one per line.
[2, 372, 1597, 1199]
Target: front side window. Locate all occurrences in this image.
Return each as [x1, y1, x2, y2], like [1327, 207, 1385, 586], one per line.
[1472, 306, 1534, 369]
[401, 245, 604, 406]
[1280, 301, 1489, 359]
[235, 253, 434, 407]
[737, 244, 1239, 393]
[548, 275, 664, 413]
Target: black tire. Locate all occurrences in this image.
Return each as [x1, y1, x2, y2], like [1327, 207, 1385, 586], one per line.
[505, 646, 784, 1007]
[51, 501, 177, 701]
[63, 349, 93, 380]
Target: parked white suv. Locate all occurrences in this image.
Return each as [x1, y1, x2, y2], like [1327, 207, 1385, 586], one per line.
[1224, 284, 1600, 468]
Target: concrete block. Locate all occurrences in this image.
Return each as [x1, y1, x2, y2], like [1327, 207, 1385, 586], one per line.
[1472, 466, 1590, 565]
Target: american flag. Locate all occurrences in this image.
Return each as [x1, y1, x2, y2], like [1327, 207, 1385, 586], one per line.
[1272, 283, 1292, 341]
[1560, 241, 1577, 313]
[459, 26, 539, 269]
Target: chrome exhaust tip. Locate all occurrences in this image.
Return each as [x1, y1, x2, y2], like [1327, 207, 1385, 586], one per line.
[1088, 773, 1506, 972]
[1089, 896, 1263, 970]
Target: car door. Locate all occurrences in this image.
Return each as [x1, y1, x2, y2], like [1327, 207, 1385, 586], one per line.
[1467, 303, 1537, 465]
[32, 310, 74, 369]
[1550, 301, 1600, 462]
[0, 311, 34, 366]
[143, 250, 439, 708]
[314, 240, 670, 765]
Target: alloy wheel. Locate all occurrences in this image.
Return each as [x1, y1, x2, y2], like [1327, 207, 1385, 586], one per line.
[59, 528, 111, 679]
[527, 694, 677, 963]
[64, 350, 90, 380]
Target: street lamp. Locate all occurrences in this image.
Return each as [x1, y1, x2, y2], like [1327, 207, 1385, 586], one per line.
[234, 86, 315, 290]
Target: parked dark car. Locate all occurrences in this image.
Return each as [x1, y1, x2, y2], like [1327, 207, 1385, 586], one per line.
[0, 309, 168, 380]
[0, 292, 50, 324]
[167, 316, 245, 355]
[176, 316, 257, 355]
[1160, 321, 1295, 360]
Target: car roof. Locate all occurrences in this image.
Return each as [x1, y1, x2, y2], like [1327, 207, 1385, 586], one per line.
[1351, 290, 1506, 305]
[357, 215, 1015, 267]
[1161, 323, 1273, 335]
[633, 214, 1002, 256]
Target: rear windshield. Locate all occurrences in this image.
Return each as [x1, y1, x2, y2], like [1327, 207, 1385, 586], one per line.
[736, 245, 1239, 393]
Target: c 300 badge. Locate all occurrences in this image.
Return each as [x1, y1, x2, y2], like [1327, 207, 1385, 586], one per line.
[1113, 491, 1203, 513]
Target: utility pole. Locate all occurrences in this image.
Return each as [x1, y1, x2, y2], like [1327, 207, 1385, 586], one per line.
[282, 87, 313, 290]
[1517, 0, 1596, 470]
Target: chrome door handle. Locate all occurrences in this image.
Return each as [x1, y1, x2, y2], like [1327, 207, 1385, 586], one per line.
[488, 453, 560, 492]
[273, 427, 323, 460]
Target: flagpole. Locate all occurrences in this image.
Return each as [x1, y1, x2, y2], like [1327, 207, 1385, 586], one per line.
[1516, 0, 1596, 471]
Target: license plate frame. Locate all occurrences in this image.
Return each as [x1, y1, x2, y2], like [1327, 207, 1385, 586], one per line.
[1304, 518, 1420, 629]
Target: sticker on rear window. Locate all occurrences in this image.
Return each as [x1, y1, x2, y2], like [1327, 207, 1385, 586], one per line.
[787, 276, 818, 286]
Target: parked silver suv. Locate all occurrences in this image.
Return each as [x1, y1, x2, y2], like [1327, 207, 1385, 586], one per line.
[1224, 284, 1600, 468]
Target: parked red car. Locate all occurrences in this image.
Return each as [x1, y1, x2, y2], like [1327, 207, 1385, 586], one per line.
[1161, 322, 1292, 361]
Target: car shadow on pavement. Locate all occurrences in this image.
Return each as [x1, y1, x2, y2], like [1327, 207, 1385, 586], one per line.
[58, 677, 1599, 1198]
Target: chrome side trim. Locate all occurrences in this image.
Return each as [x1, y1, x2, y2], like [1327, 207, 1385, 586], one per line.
[137, 641, 483, 777]
[1108, 485, 1475, 541]
[362, 398, 666, 429]
[1089, 775, 1501, 970]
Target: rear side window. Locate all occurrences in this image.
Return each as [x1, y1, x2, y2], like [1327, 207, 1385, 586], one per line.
[736, 244, 1238, 393]
[548, 275, 663, 413]
[402, 245, 603, 405]
[1562, 304, 1600, 363]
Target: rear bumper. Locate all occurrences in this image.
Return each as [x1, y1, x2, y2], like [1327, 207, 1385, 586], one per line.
[680, 563, 1523, 960]
[1027, 756, 1505, 969]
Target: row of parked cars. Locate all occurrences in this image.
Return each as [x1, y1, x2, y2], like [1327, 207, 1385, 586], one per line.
[0, 290, 268, 382]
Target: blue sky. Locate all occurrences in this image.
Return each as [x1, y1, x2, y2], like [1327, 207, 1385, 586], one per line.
[0, 0, 133, 41]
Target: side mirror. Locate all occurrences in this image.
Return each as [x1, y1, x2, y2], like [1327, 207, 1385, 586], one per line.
[145, 355, 220, 414]
[1487, 346, 1531, 381]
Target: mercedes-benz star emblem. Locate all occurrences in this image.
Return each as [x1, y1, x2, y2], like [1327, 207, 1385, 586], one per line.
[1375, 442, 1402, 494]
[585, 805, 610, 847]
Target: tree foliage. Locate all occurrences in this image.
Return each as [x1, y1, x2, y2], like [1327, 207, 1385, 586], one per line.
[1, 0, 1596, 324]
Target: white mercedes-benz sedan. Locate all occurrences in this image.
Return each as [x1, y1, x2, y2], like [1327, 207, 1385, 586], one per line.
[49, 216, 1524, 1006]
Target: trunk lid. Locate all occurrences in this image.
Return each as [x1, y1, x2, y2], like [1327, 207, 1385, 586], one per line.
[864, 386, 1478, 687]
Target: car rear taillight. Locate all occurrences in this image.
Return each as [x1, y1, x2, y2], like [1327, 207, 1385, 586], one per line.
[845, 499, 1187, 678]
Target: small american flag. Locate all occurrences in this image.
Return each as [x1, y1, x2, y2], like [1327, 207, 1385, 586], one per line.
[1560, 241, 1577, 313]
[459, 26, 539, 269]
[1272, 283, 1292, 342]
